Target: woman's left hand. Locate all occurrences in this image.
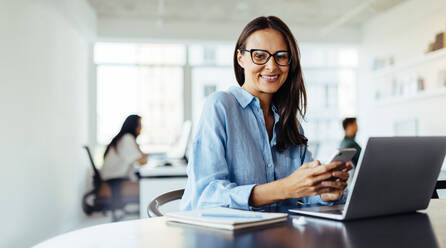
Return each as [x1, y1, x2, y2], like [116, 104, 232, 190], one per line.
[320, 161, 354, 202]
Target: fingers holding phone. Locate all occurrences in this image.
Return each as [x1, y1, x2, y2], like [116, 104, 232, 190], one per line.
[327, 148, 356, 179]
[315, 149, 357, 201]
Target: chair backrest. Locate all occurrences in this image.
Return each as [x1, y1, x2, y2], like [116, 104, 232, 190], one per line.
[83, 145, 103, 187]
[147, 189, 185, 217]
[432, 180, 446, 199]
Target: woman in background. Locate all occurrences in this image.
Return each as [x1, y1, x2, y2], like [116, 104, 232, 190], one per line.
[101, 115, 148, 201]
[102, 114, 148, 181]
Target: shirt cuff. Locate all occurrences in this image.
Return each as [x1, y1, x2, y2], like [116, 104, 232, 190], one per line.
[311, 189, 349, 206]
[229, 184, 256, 210]
[301, 195, 333, 206]
[316, 195, 336, 206]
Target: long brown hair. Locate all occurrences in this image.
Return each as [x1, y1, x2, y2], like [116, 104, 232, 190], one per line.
[233, 16, 308, 151]
[104, 114, 141, 158]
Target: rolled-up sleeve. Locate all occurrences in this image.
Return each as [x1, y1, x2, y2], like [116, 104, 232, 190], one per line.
[180, 93, 256, 211]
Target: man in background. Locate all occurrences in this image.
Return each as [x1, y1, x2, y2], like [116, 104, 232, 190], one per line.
[340, 117, 362, 165]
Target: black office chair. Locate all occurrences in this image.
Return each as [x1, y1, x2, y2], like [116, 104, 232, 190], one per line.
[147, 189, 185, 217]
[81, 145, 140, 221]
[432, 180, 446, 199]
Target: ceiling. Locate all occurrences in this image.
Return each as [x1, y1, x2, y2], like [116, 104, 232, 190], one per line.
[88, 0, 407, 29]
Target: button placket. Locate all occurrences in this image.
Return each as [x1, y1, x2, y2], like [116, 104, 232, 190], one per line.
[253, 98, 275, 182]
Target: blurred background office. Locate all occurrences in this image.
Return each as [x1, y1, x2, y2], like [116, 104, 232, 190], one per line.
[1, 0, 446, 247]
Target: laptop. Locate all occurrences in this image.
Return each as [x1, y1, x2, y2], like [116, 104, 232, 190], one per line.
[289, 136, 446, 220]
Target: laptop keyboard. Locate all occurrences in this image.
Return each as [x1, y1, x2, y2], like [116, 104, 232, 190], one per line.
[290, 204, 345, 215]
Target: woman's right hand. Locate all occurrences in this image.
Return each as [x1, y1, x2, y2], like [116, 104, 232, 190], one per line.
[282, 160, 345, 199]
[137, 154, 148, 165]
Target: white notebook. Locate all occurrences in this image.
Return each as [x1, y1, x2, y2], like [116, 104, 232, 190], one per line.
[165, 207, 288, 230]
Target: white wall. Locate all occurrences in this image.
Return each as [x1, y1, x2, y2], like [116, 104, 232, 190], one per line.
[358, 0, 446, 149]
[0, 0, 96, 247]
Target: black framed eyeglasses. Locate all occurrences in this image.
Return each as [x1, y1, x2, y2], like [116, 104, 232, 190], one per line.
[240, 49, 291, 66]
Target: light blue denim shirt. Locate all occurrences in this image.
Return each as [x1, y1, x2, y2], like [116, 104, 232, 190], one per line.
[180, 86, 339, 211]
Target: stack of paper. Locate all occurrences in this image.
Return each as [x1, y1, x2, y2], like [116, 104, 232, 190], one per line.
[165, 207, 288, 230]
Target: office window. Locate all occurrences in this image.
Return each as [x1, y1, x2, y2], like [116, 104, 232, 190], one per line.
[191, 67, 235, 126]
[95, 43, 185, 151]
[189, 44, 233, 66]
[300, 45, 358, 161]
[189, 44, 236, 127]
[95, 43, 185, 65]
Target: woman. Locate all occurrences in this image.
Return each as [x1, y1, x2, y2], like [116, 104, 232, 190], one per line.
[180, 16, 352, 211]
[101, 114, 148, 181]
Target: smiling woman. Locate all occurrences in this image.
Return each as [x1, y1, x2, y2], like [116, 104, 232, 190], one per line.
[180, 16, 353, 212]
[235, 26, 295, 146]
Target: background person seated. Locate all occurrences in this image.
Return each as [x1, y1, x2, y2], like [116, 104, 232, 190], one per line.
[101, 115, 148, 202]
[340, 117, 362, 165]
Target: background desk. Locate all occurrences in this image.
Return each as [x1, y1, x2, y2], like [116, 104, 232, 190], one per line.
[36, 199, 446, 248]
[138, 165, 187, 218]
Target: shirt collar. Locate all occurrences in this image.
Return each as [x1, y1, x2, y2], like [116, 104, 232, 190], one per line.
[228, 86, 281, 146]
[344, 136, 355, 140]
[228, 86, 255, 109]
[228, 86, 280, 121]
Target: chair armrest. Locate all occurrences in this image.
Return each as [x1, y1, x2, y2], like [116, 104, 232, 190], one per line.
[147, 189, 185, 217]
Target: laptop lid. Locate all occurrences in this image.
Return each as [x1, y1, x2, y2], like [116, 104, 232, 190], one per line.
[343, 136, 446, 220]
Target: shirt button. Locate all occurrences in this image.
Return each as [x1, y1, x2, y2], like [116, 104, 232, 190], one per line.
[267, 163, 272, 168]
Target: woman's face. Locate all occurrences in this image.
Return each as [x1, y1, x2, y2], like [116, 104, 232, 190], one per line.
[237, 28, 290, 97]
